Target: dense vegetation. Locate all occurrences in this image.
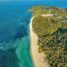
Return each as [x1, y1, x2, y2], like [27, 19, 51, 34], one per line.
[38, 28, 67, 67]
[30, 6, 67, 67]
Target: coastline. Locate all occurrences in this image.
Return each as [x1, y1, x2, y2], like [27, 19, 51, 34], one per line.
[29, 15, 50, 67]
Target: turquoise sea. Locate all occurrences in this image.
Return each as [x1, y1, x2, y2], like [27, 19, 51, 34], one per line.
[0, 0, 67, 67]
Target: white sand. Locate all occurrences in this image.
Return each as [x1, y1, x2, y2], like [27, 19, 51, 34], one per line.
[30, 14, 52, 67]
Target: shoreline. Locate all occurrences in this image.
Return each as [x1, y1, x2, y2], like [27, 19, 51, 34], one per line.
[29, 15, 50, 67]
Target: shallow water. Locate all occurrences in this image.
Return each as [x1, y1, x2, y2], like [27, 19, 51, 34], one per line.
[16, 36, 33, 67]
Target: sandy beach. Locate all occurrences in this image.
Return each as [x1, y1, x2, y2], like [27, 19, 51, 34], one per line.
[29, 15, 52, 67]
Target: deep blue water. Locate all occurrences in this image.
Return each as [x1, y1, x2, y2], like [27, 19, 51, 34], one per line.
[0, 1, 67, 67]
